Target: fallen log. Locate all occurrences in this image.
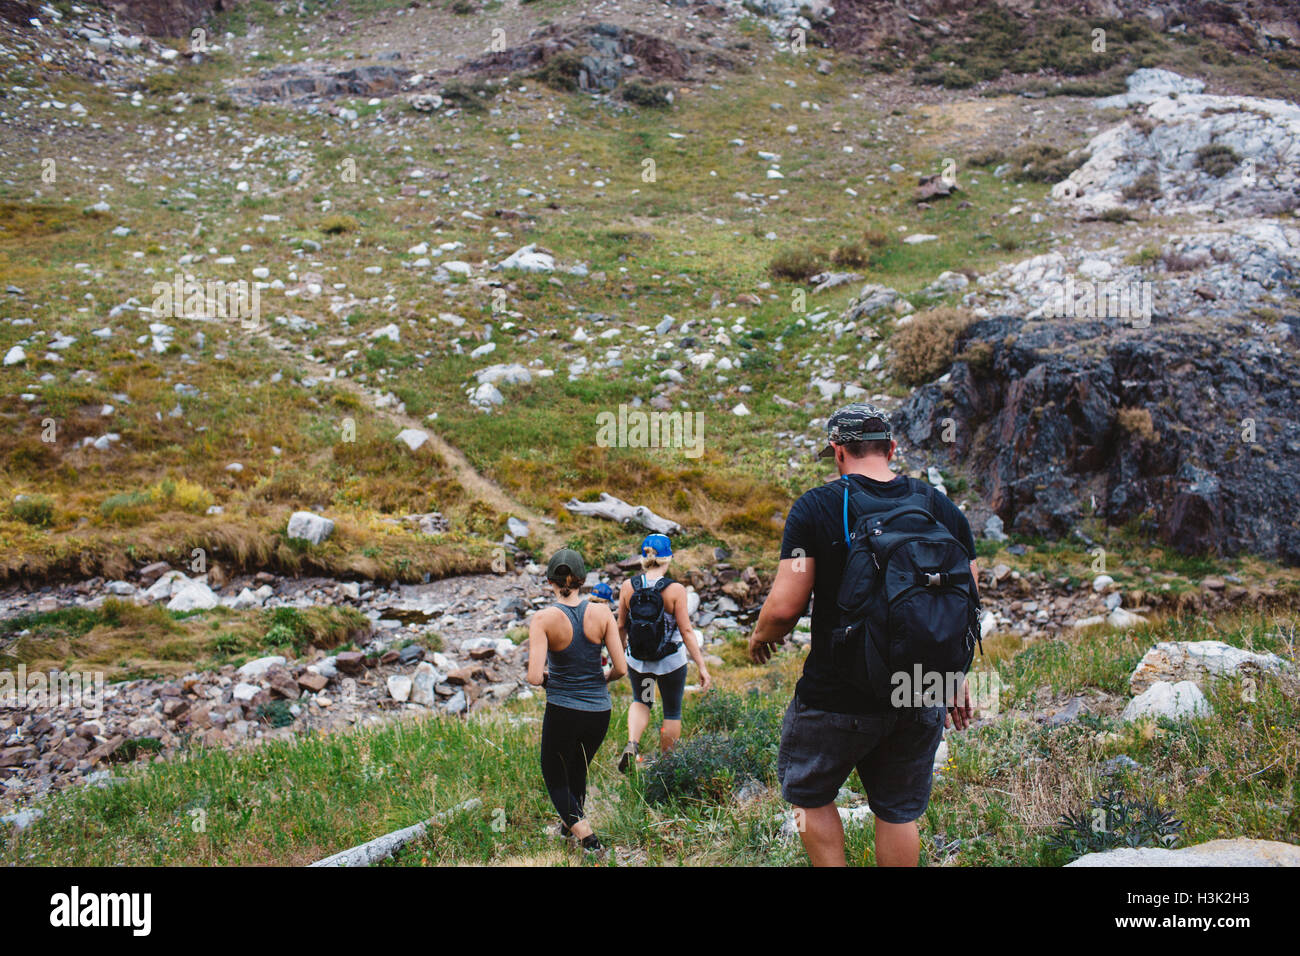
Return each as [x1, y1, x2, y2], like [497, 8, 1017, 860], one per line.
[308, 797, 483, 867]
[563, 493, 682, 535]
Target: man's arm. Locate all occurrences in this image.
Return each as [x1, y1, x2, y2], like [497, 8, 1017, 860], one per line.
[748, 556, 815, 664]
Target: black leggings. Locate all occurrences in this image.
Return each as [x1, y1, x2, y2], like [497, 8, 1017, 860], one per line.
[540, 703, 611, 829]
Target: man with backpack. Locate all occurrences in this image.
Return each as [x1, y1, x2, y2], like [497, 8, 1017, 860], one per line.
[616, 533, 713, 772]
[748, 403, 980, 867]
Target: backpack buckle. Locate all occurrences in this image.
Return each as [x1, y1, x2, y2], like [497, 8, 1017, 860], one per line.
[924, 572, 942, 587]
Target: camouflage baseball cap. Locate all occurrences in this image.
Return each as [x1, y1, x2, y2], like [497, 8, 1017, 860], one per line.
[816, 402, 893, 459]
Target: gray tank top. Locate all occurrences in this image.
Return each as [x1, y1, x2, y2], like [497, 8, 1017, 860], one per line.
[545, 600, 611, 712]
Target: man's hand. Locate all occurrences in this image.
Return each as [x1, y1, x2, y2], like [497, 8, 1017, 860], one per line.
[945, 678, 972, 730]
[748, 631, 785, 664]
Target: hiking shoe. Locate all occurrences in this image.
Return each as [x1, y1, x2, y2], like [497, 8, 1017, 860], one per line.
[618, 741, 639, 774]
[580, 834, 607, 859]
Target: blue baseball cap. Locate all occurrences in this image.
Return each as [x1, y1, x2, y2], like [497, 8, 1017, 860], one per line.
[591, 581, 615, 601]
[640, 533, 672, 558]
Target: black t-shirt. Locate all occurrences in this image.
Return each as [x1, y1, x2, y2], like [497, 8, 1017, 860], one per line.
[779, 472, 977, 715]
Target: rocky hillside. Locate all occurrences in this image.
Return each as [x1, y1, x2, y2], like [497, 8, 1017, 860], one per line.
[0, 0, 1297, 864]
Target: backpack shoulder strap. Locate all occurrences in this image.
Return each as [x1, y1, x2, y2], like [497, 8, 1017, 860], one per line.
[632, 573, 647, 592]
[651, 577, 672, 594]
[901, 476, 938, 516]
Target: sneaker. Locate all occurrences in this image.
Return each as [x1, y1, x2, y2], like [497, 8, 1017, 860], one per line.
[580, 834, 607, 859]
[618, 741, 639, 774]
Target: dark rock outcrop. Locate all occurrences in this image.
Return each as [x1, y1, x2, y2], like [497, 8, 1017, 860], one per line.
[896, 314, 1300, 564]
[101, 0, 243, 38]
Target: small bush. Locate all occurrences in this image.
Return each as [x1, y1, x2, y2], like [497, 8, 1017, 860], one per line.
[768, 247, 825, 281]
[830, 243, 869, 268]
[620, 80, 673, 109]
[450, 0, 475, 13]
[1117, 407, 1158, 443]
[1098, 207, 1134, 223]
[256, 699, 296, 728]
[320, 214, 359, 235]
[1195, 143, 1240, 178]
[890, 307, 974, 386]
[1045, 789, 1182, 863]
[11, 494, 54, 528]
[1121, 171, 1161, 202]
[532, 52, 584, 92]
[440, 77, 499, 112]
[642, 714, 778, 805]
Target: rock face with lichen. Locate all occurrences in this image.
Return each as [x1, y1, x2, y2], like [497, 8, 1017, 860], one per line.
[895, 309, 1300, 564]
[1128, 640, 1293, 694]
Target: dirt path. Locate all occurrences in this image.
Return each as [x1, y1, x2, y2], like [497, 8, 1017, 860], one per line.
[262, 330, 564, 555]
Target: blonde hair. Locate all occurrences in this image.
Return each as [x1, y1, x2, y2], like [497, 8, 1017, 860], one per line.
[639, 548, 672, 572]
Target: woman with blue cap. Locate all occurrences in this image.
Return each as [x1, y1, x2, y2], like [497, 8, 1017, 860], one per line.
[615, 533, 712, 772]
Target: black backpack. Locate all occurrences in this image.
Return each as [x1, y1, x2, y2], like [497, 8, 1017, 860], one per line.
[830, 476, 982, 708]
[627, 575, 677, 661]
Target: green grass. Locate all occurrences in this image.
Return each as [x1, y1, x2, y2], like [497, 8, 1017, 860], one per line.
[4, 607, 1296, 866]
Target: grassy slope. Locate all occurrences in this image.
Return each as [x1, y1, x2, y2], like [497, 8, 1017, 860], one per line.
[2, 607, 1295, 866]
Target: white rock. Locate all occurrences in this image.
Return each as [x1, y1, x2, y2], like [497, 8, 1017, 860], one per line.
[387, 675, 413, 702]
[395, 428, 429, 451]
[1092, 574, 1114, 592]
[498, 244, 554, 273]
[287, 510, 334, 545]
[1121, 680, 1211, 722]
[232, 682, 261, 703]
[1067, 837, 1300, 867]
[166, 579, 219, 612]
[1129, 640, 1292, 695]
[1107, 607, 1145, 629]
[238, 656, 288, 680]
[143, 570, 189, 603]
[3, 346, 25, 366]
[410, 661, 441, 706]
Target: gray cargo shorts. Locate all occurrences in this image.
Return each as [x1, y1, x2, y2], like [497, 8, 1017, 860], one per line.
[777, 695, 945, 824]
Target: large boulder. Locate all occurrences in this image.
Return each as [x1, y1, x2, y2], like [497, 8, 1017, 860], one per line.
[287, 511, 334, 545]
[1129, 640, 1292, 695]
[1121, 680, 1212, 722]
[1067, 838, 1300, 867]
[1055, 72, 1300, 219]
[895, 310, 1300, 564]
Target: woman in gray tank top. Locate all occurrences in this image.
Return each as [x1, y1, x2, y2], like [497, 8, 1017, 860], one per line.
[527, 548, 627, 855]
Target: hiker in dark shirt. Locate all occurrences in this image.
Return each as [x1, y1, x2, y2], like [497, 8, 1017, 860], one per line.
[748, 403, 977, 867]
[527, 548, 627, 855]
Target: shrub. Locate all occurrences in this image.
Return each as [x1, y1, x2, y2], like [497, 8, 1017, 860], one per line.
[642, 714, 778, 805]
[620, 80, 673, 108]
[1195, 143, 1240, 178]
[153, 477, 214, 514]
[1121, 171, 1161, 202]
[532, 52, 584, 92]
[830, 243, 869, 268]
[11, 494, 54, 528]
[1117, 407, 1158, 443]
[1045, 789, 1182, 863]
[890, 307, 973, 386]
[320, 214, 359, 235]
[440, 78, 499, 112]
[768, 247, 825, 281]
[256, 699, 296, 728]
